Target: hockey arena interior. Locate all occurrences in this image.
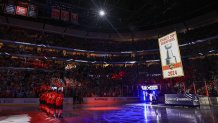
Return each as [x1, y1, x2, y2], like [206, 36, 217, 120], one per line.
[0, 0, 218, 123]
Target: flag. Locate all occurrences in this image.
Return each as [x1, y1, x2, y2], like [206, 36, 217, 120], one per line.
[183, 82, 186, 93]
[204, 81, 209, 96]
[16, 6, 27, 16]
[71, 12, 78, 24]
[28, 4, 37, 17]
[51, 8, 60, 20]
[61, 10, 69, 21]
[193, 82, 196, 95]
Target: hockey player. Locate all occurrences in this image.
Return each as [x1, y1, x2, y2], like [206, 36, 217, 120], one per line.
[55, 90, 64, 118]
[50, 91, 59, 118]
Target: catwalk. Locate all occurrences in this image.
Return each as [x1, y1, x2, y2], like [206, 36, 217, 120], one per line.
[0, 103, 218, 123]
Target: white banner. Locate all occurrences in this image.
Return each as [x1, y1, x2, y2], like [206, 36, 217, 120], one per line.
[158, 31, 184, 79]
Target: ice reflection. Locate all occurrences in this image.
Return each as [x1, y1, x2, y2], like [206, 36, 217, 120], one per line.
[143, 103, 161, 123]
[100, 103, 218, 123]
[1, 103, 218, 123]
[143, 104, 148, 122]
[0, 114, 31, 122]
[102, 103, 165, 123]
[166, 108, 199, 123]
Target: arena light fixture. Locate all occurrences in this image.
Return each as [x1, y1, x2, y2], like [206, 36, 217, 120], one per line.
[209, 50, 215, 53]
[198, 53, 203, 55]
[99, 9, 106, 16]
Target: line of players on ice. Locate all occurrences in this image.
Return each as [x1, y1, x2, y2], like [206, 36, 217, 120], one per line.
[39, 87, 64, 118]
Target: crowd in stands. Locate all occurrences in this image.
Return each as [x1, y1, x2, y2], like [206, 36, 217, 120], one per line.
[0, 56, 63, 70]
[0, 40, 160, 62]
[1, 38, 215, 64]
[0, 22, 217, 98]
[0, 55, 217, 98]
[0, 70, 51, 98]
[0, 64, 138, 98]
[0, 22, 218, 52]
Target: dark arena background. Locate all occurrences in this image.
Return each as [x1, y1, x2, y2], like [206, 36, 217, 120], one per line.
[0, 0, 218, 123]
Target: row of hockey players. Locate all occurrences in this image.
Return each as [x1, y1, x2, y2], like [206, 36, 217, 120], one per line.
[39, 89, 64, 118]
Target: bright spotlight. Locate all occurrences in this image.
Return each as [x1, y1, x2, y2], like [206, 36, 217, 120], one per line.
[99, 10, 105, 16]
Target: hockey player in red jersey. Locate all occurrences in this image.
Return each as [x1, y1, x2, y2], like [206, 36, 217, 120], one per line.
[46, 91, 51, 114]
[39, 93, 45, 111]
[49, 91, 58, 117]
[56, 90, 64, 118]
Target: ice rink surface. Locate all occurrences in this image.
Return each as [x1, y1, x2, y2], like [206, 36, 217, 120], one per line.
[0, 103, 218, 123]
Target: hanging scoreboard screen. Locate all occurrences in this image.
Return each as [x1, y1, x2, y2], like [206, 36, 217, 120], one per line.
[141, 85, 158, 90]
[158, 31, 184, 79]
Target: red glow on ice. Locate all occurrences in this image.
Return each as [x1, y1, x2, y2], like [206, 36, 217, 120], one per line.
[85, 107, 120, 111]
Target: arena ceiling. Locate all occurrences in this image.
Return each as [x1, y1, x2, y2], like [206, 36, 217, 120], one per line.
[39, 0, 217, 32]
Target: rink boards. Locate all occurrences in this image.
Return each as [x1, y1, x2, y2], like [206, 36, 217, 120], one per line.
[0, 97, 217, 105]
[0, 97, 140, 104]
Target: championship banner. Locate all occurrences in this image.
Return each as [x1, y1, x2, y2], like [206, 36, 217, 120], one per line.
[28, 4, 38, 17]
[4, 4, 16, 14]
[158, 31, 184, 79]
[16, 6, 27, 16]
[51, 8, 60, 20]
[71, 12, 78, 24]
[61, 10, 69, 21]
